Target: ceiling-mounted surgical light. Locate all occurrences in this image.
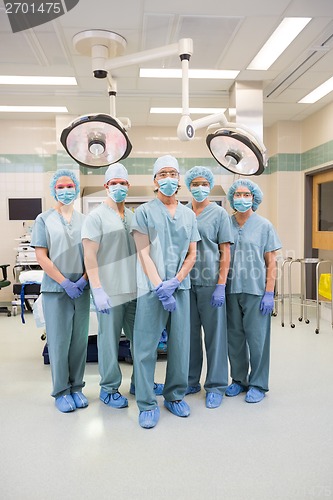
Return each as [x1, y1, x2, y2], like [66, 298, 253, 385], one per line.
[64, 29, 267, 175]
[60, 113, 132, 168]
[206, 129, 265, 176]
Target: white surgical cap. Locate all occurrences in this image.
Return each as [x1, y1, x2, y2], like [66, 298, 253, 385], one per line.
[104, 163, 129, 183]
[153, 155, 180, 178]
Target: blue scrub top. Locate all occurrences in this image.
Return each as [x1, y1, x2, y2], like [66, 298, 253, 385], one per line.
[130, 198, 201, 291]
[186, 201, 234, 286]
[30, 208, 86, 292]
[81, 202, 137, 297]
[226, 212, 282, 295]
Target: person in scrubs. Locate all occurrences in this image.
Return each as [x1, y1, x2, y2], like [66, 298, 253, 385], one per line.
[82, 163, 141, 410]
[131, 155, 200, 429]
[225, 179, 282, 403]
[184, 166, 233, 409]
[31, 169, 90, 413]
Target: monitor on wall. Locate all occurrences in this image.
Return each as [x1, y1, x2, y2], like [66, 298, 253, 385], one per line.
[8, 198, 42, 221]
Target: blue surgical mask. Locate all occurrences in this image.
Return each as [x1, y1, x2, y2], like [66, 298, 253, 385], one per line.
[157, 177, 179, 197]
[191, 186, 210, 202]
[233, 198, 253, 213]
[56, 188, 76, 205]
[107, 184, 128, 203]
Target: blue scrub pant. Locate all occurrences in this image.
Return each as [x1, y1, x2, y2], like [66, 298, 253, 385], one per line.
[97, 297, 136, 393]
[133, 289, 190, 411]
[43, 289, 90, 398]
[188, 285, 228, 394]
[226, 293, 271, 392]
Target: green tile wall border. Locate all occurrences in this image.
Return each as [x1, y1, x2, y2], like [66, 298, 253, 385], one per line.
[2, 138, 333, 174]
[0, 154, 57, 172]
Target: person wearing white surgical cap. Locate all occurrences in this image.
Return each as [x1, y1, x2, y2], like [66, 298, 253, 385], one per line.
[225, 179, 282, 403]
[130, 155, 201, 429]
[82, 163, 163, 411]
[31, 169, 90, 413]
[184, 166, 233, 409]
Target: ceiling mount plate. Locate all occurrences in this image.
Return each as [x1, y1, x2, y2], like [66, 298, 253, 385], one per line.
[73, 30, 127, 58]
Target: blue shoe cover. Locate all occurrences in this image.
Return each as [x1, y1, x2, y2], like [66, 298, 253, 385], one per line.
[130, 382, 164, 396]
[55, 394, 76, 413]
[72, 392, 89, 408]
[100, 389, 128, 408]
[225, 383, 246, 397]
[245, 387, 265, 403]
[164, 399, 190, 417]
[139, 407, 160, 429]
[206, 392, 223, 409]
[153, 382, 164, 396]
[185, 384, 201, 395]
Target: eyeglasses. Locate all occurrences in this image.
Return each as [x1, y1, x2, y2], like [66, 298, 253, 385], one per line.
[234, 192, 252, 198]
[156, 170, 179, 179]
[107, 181, 128, 186]
[56, 183, 76, 189]
[191, 182, 210, 188]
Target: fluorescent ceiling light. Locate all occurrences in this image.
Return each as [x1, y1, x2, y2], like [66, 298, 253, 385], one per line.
[0, 76, 77, 85]
[247, 17, 311, 70]
[0, 106, 68, 113]
[298, 76, 333, 103]
[140, 69, 239, 79]
[150, 107, 226, 114]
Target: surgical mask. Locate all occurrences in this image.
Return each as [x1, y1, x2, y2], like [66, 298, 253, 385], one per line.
[108, 184, 128, 203]
[233, 198, 253, 213]
[56, 188, 76, 205]
[157, 177, 179, 197]
[191, 186, 210, 202]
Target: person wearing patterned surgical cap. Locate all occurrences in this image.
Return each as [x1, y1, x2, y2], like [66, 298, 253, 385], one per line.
[225, 178, 282, 403]
[30, 169, 90, 413]
[184, 166, 233, 410]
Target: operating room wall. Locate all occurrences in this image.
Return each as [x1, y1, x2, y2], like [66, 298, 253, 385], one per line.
[1, 109, 333, 302]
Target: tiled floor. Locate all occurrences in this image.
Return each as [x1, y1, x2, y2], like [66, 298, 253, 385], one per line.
[0, 308, 333, 500]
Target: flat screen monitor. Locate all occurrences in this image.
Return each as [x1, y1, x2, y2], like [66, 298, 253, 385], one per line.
[8, 198, 42, 220]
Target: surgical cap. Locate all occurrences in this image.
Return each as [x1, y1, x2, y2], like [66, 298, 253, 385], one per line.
[184, 166, 215, 190]
[153, 155, 180, 178]
[227, 178, 263, 211]
[50, 169, 80, 200]
[104, 163, 129, 183]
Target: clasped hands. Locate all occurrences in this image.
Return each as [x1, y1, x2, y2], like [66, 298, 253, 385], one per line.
[154, 277, 180, 312]
[60, 276, 88, 300]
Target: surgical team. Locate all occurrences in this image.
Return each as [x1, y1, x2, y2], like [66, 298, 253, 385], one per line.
[30, 154, 281, 429]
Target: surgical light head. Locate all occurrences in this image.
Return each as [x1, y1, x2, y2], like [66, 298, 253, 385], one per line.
[206, 129, 265, 176]
[184, 166, 215, 190]
[60, 114, 132, 168]
[153, 155, 180, 178]
[104, 162, 129, 183]
[50, 169, 80, 200]
[227, 178, 263, 211]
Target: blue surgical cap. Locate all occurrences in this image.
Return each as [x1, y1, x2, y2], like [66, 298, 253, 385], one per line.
[153, 155, 180, 178]
[104, 163, 128, 183]
[184, 166, 215, 190]
[227, 179, 263, 211]
[50, 169, 80, 200]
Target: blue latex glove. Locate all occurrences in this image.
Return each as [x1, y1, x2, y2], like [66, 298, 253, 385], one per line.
[160, 295, 176, 312]
[75, 276, 88, 292]
[210, 284, 226, 308]
[60, 278, 82, 299]
[155, 277, 180, 300]
[260, 291, 275, 315]
[92, 287, 112, 314]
